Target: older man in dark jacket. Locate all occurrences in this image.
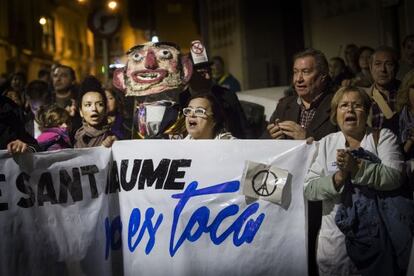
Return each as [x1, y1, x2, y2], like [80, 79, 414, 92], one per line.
[264, 48, 337, 141]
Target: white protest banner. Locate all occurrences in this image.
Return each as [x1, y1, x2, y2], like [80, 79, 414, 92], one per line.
[0, 140, 315, 276]
[110, 140, 313, 276]
[0, 147, 115, 276]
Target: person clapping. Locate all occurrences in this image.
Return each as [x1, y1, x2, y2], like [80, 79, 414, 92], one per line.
[304, 86, 409, 275]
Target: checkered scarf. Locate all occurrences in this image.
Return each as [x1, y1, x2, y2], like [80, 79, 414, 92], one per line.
[370, 87, 398, 129]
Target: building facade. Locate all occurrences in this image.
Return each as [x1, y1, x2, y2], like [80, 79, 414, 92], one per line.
[0, 0, 95, 81]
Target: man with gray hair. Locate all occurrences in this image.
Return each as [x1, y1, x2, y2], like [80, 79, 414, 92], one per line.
[365, 46, 400, 134]
[264, 48, 337, 141]
[264, 48, 337, 276]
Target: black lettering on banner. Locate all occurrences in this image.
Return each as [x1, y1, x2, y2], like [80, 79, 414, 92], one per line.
[16, 172, 35, 208]
[0, 174, 8, 211]
[106, 161, 120, 194]
[138, 159, 170, 189]
[59, 168, 83, 203]
[38, 172, 58, 206]
[164, 159, 192, 190]
[81, 165, 99, 198]
[121, 159, 141, 191]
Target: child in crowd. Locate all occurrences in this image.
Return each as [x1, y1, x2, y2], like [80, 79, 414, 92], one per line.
[36, 104, 72, 151]
[74, 76, 117, 148]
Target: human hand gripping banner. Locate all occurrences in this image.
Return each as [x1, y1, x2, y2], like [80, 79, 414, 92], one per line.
[0, 140, 315, 276]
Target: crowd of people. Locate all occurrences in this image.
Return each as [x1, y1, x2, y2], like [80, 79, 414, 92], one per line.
[1, 35, 414, 276]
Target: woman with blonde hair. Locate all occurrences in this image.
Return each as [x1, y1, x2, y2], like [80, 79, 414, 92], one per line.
[305, 86, 410, 275]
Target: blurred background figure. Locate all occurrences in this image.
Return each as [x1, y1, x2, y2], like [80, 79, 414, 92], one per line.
[396, 74, 414, 191]
[0, 73, 8, 94]
[37, 68, 51, 84]
[184, 93, 235, 139]
[397, 34, 414, 81]
[397, 75, 414, 159]
[343, 44, 360, 76]
[25, 80, 52, 138]
[353, 46, 374, 87]
[211, 56, 241, 93]
[342, 46, 374, 88]
[329, 57, 352, 91]
[105, 87, 130, 140]
[2, 87, 24, 107]
[9, 72, 27, 97]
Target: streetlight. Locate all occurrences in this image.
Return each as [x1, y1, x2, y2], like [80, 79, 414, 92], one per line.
[39, 17, 47, 25]
[108, 1, 118, 10]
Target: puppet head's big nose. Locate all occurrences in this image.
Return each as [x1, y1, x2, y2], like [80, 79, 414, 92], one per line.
[145, 50, 158, 70]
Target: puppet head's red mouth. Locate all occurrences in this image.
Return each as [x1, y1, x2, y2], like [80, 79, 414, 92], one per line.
[131, 70, 168, 84]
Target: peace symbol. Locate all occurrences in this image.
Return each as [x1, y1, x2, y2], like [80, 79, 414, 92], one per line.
[252, 170, 278, 196]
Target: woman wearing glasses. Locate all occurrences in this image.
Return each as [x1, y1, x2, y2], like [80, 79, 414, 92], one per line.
[183, 93, 235, 139]
[304, 86, 407, 275]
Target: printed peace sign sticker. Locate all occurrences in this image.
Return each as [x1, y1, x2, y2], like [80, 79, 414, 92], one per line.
[241, 161, 289, 205]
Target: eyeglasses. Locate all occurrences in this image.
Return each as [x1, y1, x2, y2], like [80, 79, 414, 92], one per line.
[338, 102, 365, 111]
[183, 107, 213, 118]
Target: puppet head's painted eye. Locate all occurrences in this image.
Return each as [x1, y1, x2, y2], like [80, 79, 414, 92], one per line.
[159, 50, 173, 59]
[131, 52, 143, 62]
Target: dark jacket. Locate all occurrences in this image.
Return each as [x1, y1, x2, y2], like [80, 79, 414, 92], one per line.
[215, 73, 241, 94]
[264, 91, 338, 141]
[0, 96, 39, 151]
